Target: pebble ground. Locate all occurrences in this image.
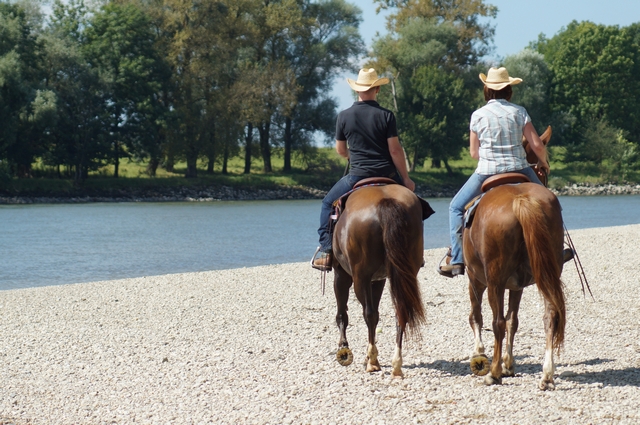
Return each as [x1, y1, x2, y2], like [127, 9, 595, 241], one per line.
[1, 225, 639, 424]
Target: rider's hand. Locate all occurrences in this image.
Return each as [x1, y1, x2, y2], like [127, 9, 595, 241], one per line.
[537, 160, 550, 178]
[404, 177, 416, 192]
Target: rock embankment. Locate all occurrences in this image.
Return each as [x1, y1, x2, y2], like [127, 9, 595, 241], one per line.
[0, 185, 327, 204]
[552, 182, 640, 196]
[1, 182, 639, 204]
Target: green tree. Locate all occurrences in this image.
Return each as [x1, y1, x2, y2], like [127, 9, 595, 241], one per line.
[0, 1, 53, 177]
[375, 0, 497, 67]
[369, 18, 472, 172]
[537, 21, 640, 146]
[42, 0, 109, 181]
[279, 0, 364, 172]
[502, 48, 552, 133]
[83, 2, 168, 178]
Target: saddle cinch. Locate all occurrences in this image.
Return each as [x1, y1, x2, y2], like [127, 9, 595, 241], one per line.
[330, 177, 435, 227]
[464, 172, 531, 228]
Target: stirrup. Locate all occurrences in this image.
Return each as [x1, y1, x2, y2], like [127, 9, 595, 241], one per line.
[310, 247, 332, 272]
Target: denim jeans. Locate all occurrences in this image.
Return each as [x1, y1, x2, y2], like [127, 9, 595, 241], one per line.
[448, 167, 543, 265]
[318, 173, 403, 252]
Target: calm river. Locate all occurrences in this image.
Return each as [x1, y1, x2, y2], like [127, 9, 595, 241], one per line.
[1, 195, 639, 290]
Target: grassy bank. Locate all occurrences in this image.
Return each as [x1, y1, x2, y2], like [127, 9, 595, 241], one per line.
[1, 146, 638, 197]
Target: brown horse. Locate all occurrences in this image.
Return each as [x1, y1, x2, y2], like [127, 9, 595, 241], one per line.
[332, 183, 427, 377]
[463, 182, 566, 390]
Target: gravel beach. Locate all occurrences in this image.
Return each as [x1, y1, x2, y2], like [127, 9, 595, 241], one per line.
[1, 224, 639, 424]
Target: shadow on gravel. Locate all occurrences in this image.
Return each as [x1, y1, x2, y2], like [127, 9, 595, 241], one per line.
[560, 366, 640, 387]
[405, 355, 556, 377]
[571, 357, 615, 366]
[404, 359, 469, 376]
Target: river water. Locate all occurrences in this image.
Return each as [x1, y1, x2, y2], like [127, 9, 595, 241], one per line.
[1, 195, 639, 290]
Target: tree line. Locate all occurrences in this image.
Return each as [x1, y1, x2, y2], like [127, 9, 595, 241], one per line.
[2, 0, 639, 182]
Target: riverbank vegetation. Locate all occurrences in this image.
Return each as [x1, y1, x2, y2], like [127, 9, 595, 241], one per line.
[1, 0, 639, 196]
[2, 146, 638, 198]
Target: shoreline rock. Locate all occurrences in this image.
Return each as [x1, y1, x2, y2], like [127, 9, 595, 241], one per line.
[1, 182, 639, 204]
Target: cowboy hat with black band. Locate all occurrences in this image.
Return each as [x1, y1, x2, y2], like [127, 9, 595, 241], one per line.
[347, 68, 390, 92]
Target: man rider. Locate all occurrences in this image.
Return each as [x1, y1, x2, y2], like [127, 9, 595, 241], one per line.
[312, 68, 415, 271]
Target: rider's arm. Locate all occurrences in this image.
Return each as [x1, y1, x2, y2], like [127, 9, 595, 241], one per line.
[523, 122, 550, 175]
[388, 136, 415, 191]
[469, 131, 480, 160]
[336, 140, 349, 159]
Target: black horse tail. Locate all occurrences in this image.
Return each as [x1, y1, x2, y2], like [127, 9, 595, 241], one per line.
[378, 198, 426, 336]
[512, 194, 566, 352]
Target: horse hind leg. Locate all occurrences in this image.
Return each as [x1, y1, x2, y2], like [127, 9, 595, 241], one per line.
[469, 279, 489, 376]
[502, 289, 523, 377]
[540, 299, 559, 390]
[334, 266, 353, 366]
[361, 279, 385, 373]
[391, 315, 405, 377]
[484, 284, 507, 386]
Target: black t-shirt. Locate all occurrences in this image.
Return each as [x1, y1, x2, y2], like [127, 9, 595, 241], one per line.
[335, 101, 398, 177]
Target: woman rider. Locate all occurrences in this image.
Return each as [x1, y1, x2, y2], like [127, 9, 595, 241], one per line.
[438, 67, 550, 278]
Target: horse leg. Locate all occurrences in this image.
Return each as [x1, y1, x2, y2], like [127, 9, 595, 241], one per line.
[540, 298, 559, 390]
[334, 265, 354, 366]
[354, 275, 382, 373]
[484, 283, 506, 385]
[468, 279, 490, 376]
[502, 289, 523, 377]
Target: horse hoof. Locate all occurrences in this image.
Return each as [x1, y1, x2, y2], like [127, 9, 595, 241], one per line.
[470, 354, 490, 376]
[336, 347, 353, 366]
[366, 363, 381, 373]
[483, 374, 502, 386]
[502, 366, 515, 377]
[539, 379, 556, 391]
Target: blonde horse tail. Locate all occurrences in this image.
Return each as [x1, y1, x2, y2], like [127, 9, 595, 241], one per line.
[378, 198, 426, 336]
[513, 194, 566, 352]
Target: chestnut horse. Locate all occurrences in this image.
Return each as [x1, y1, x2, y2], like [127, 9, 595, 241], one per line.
[332, 183, 427, 377]
[464, 181, 566, 390]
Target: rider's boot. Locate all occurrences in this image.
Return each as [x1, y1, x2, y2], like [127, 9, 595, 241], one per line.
[438, 248, 465, 278]
[438, 263, 465, 278]
[312, 249, 333, 272]
[562, 248, 574, 263]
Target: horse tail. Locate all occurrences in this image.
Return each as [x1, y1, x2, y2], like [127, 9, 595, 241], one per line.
[378, 198, 426, 335]
[512, 194, 566, 352]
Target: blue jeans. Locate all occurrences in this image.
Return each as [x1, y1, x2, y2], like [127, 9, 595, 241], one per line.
[318, 173, 403, 252]
[448, 168, 543, 265]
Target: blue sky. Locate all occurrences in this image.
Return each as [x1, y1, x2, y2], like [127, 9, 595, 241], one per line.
[332, 0, 640, 112]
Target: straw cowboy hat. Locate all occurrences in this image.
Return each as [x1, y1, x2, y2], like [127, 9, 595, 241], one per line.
[347, 68, 389, 92]
[479, 67, 522, 90]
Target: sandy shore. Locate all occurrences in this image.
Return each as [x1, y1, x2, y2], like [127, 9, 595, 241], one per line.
[1, 225, 639, 424]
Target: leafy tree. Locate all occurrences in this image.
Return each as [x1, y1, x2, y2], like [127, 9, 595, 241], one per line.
[375, 0, 497, 68]
[236, 0, 307, 173]
[369, 18, 473, 172]
[502, 48, 552, 133]
[0, 1, 53, 176]
[279, 0, 365, 172]
[83, 2, 169, 177]
[142, 0, 260, 177]
[537, 21, 640, 146]
[42, 0, 109, 181]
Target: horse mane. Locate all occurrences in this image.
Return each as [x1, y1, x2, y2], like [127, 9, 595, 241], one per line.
[512, 194, 566, 352]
